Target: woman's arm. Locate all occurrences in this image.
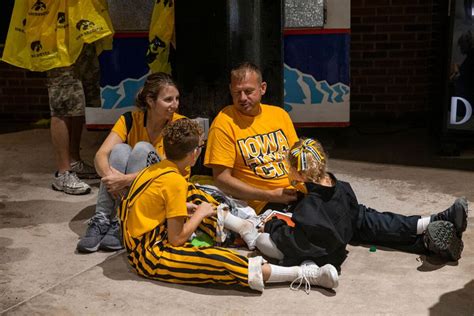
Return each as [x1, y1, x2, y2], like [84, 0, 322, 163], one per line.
[94, 131, 138, 197]
[167, 202, 216, 246]
[94, 131, 125, 177]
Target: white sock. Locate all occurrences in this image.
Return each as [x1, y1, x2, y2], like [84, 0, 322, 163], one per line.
[223, 211, 259, 250]
[416, 216, 431, 234]
[266, 264, 301, 283]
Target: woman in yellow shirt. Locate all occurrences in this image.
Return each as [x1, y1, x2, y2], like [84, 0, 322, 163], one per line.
[77, 72, 185, 253]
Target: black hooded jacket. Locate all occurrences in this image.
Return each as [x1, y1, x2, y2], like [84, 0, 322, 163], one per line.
[264, 173, 360, 270]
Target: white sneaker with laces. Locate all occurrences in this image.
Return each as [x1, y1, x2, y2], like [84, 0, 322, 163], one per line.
[290, 260, 339, 294]
[52, 171, 91, 195]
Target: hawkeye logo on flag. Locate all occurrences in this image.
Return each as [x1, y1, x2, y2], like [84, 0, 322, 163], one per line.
[15, 19, 26, 33]
[75, 20, 104, 40]
[29, 0, 49, 16]
[57, 12, 68, 29]
[30, 41, 42, 52]
[31, 0, 46, 11]
[58, 12, 66, 24]
[146, 35, 166, 64]
[237, 130, 291, 179]
[30, 40, 51, 57]
[76, 20, 95, 31]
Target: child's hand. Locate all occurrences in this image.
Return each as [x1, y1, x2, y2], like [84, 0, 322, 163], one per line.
[186, 202, 198, 216]
[194, 202, 216, 219]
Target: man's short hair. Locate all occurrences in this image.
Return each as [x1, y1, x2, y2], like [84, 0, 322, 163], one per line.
[163, 119, 203, 160]
[230, 61, 262, 83]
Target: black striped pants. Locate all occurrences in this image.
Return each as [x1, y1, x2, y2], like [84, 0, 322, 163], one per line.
[122, 183, 250, 288]
[124, 223, 250, 288]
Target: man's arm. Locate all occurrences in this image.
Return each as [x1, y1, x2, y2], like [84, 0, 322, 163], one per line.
[212, 165, 297, 204]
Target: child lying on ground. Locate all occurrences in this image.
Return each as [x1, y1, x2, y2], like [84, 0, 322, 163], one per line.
[119, 120, 339, 294]
[254, 138, 468, 271]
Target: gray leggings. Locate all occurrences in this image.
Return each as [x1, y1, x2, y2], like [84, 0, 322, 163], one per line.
[91, 141, 159, 224]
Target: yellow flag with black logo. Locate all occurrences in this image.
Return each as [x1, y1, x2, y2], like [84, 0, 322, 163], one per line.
[147, 0, 175, 74]
[1, 0, 114, 72]
[2, 0, 30, 70]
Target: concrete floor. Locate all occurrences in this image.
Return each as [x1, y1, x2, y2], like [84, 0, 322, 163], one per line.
[0, 126, 473, 315]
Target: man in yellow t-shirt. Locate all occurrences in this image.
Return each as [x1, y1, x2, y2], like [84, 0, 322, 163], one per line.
[204, 62, 300, 214]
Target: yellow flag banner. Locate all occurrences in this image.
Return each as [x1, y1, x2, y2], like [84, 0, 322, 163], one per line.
[2, 0, 114, 72]
[147, 0, 175, 74]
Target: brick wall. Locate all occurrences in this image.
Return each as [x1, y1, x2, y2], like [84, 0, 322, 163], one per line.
[351, 0, 444, 123]
[0, 1, 445, 124]
[0, 58, 49, 122]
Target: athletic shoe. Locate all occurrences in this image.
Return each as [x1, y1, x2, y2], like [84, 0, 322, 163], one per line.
[423, 221, 464, 261]
[99, 220, 124, 251]
[290, 261, 339, 294]
[77, 219, 110, 253]
[70, 160, 100, 179]
[431, 197, 468, 236]
[52, 171, 91, 195]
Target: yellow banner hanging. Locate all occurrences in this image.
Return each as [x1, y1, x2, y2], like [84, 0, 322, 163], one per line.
[1, 0, 114, 72]
[147, 0, 175, 74]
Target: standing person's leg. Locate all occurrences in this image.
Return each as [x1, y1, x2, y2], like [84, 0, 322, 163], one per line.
[68, 116, 84, 163]
[47, 67, 91, 195]
[70, 44, 100, 179]
[50, 116, 72, 173]
[77, 143, 132, 253]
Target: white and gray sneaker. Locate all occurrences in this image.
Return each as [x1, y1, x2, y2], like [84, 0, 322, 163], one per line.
[291, 261, 339, 294]
[70, 160, 99, 179]
[52, 171, 91, 195]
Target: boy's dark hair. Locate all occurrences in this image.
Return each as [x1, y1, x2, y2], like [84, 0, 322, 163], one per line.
[163, 119, 203, 160]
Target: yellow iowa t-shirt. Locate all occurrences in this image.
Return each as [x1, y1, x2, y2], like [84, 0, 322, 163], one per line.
[204, 104, 298, 213]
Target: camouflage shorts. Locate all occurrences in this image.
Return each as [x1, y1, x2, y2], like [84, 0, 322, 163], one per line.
[46, 44, 101, 117]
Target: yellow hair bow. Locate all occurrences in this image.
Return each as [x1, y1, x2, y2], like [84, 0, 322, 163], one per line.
[290, 139, 324, 172]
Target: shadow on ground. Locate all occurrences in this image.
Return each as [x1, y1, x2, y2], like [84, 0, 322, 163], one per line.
[69, 204, 96, 236]
[429, 280, 474, 315]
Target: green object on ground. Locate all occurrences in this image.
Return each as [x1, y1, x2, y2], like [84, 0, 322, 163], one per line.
[369, 245, 377, 252]
[190, 233, 214, 247]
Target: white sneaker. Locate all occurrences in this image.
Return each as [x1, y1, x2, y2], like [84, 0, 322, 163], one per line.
[290, 261, 339, 294]
[52, 171, 91, 195]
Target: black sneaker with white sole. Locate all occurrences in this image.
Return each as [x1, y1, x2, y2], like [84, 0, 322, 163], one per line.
[431, 197, 469, 237]
[423, 220, 464, 261]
